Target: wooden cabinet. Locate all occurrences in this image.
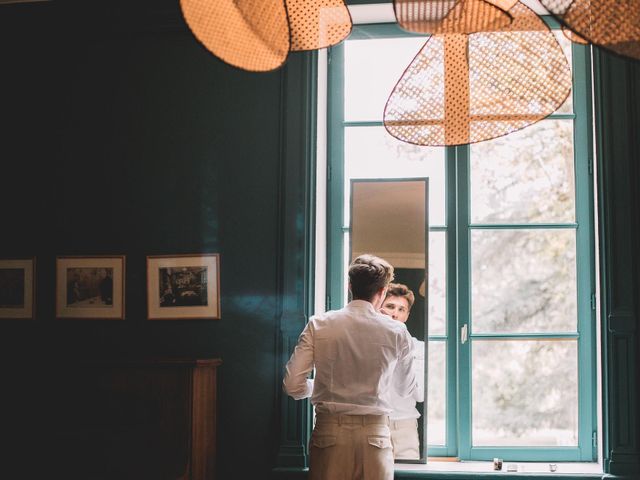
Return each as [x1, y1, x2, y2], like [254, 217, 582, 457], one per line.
[45, 358, 222, 480]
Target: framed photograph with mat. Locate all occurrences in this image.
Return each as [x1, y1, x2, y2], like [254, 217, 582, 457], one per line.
[0, 258, 35, 319]
[147, 254, 220, 320]
[56, 256, 125, 319]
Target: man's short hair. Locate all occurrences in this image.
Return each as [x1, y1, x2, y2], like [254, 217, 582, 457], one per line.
[385, 282, 415, 309]
[349, 254, 394, 301]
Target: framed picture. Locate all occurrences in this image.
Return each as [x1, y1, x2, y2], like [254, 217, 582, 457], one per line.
[56, 256, 125, 319]
[0, 258, 35, 319]
[147, 254, 220, 320]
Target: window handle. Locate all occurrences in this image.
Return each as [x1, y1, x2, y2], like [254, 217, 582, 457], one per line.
[461, 324, 468, 344]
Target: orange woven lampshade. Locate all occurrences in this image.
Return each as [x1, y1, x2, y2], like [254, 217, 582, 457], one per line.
[540, 0, 640, 60]
[394, 0, 513, 34]
[180, 0, 352, 72]
[288, 0, 352, 52]
[485, 0, 518, 10]
[180, 0, 290, 72]
[384, 1, 572, 147]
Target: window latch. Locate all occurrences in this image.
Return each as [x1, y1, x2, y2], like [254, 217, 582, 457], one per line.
[461, 324, 468, 344]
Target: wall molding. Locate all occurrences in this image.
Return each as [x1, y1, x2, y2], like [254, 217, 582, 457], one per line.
[274, 51, 318, 469]
[593, 47, 640, 477]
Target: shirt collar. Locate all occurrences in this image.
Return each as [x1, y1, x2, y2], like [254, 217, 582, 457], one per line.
[347, 299, 377, 314]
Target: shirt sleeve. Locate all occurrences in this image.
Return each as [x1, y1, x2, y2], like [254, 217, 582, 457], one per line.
[282, 321, 315, 400]
[392, 327, 419, 399]
[412, 338, 425, 403]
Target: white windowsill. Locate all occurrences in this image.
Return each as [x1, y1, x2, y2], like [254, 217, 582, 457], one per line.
[395, 461, 602, 475]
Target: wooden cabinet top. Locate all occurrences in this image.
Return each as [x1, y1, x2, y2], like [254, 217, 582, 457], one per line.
[55, 358, 223, 368]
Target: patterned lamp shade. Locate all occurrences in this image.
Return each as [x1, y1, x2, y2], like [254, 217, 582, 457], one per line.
[540, 0, 640, 60]
[393, 0, 516, 34]
[384, 1, 572, 146]
[180, 0, 351, 72]
[288, 0, 352, 52]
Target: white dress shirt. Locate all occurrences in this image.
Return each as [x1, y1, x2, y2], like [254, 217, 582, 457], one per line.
[386, 337, 425, 420]
[283, 300, 418, 415]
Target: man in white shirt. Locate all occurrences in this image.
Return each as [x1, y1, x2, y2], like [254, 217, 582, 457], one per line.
[380, 283, 425, 460]
[283, 254, 418, 480]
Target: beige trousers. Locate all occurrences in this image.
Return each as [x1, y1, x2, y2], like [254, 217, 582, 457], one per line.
[390, 418, 420, 460]
[309, 413, 394, 480]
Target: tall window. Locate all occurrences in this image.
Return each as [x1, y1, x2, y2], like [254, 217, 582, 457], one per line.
[326, 21, 596, 461]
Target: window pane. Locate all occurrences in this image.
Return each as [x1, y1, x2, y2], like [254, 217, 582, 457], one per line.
[470, 120, 575, 224]
[428, 231, 446, 336]
[345, 126, 446, 226]
[471, 229, 577, 333]
[428, 340, 446, 446]
[345, 37, 427, 122]
[472, 339, 578, 447]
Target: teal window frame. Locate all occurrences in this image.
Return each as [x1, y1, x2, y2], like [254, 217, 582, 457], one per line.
[326, 19, 597, 462]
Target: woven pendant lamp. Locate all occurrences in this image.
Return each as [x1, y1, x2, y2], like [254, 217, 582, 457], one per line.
[393, 0, 517, 35]
[288, 0, 352, 52]
[181, 0, 352, 72]
[384, 1, 572, 147]
[180, 0, 290, 72]
[485, 0, 519, 10]
[540, 0, 640, 60]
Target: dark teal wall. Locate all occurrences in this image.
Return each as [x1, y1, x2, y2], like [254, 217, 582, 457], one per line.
[0, 1, 295, 478]
[593, 48, 640, 478]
